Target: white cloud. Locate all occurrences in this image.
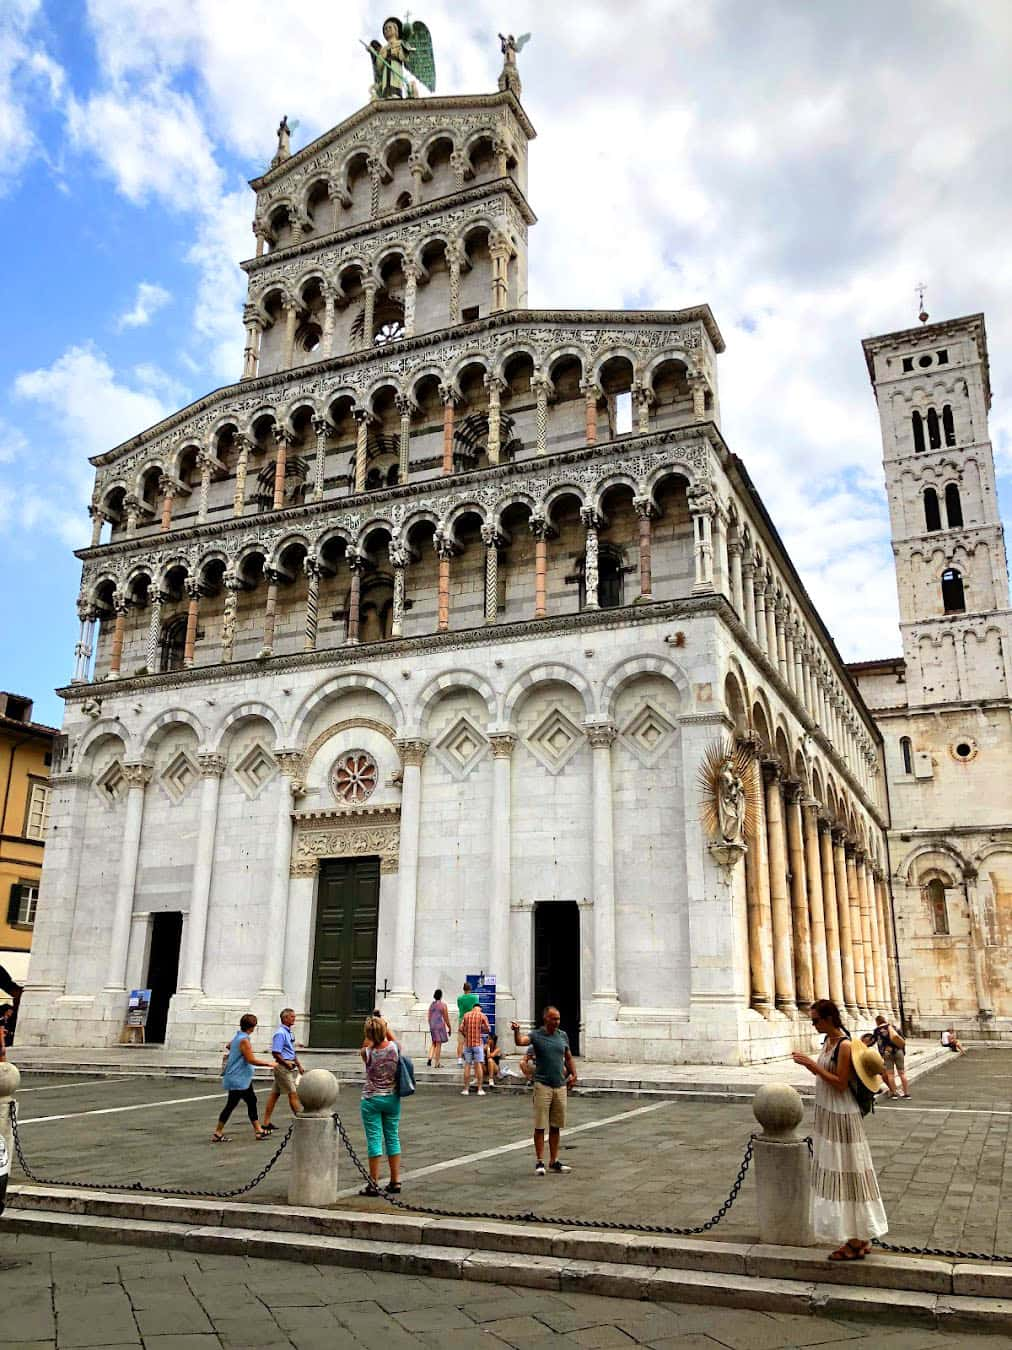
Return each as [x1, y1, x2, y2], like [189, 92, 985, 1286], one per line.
[115, 281, 172, 330]
[0, 0, 66, 195]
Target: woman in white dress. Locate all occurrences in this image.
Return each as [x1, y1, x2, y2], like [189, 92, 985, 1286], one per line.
[792, 998, 888, 1260]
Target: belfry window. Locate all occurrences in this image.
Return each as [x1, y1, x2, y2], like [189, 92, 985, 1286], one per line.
[927, 407, 941, 450]
[580, 547, 624, 610]
[899, 736, 913, 775]
[942, 404, 956, 447]
[945, 483, 963, 528]
[160, 616, 187, 672]
[912, 410, 925, 453]
[941, 567, 965, 614]
[925, 878, 949, 935]
[923, 487, 941, 532]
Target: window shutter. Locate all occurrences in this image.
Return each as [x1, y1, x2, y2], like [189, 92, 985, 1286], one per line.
[7, 883, 22, 925]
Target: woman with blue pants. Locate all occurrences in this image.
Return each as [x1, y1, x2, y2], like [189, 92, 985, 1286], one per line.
[359, 1015, 402, 1195]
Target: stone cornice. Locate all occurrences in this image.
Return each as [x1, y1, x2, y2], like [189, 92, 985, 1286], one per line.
[76, 424, 726, 564]
[89, 307, 725, 469]
[250, 91, 537, 192]
[294, 804, 400, 824]
[242, 177, 536, 275]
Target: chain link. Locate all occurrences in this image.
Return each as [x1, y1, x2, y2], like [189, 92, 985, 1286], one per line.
[332, 1110, 755, 1235]
[9, 1102, 293, 1200]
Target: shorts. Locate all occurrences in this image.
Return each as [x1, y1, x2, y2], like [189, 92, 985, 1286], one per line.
[463, 1045, 484, 1064]
[945, 1042, 959, 1052]
[273, 1064, 299, 1095]
[533, 1082, 567, 1131]
[882, 1047, 905, 1072]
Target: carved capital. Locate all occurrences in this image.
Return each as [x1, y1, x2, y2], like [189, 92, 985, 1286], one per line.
[760, 757, 782, 786]
[585, 720, 618, 749]
[122, 762, 152, 788]
[311, 415, 332, 440]
[831, 825, 848, 845]
[275, 750, 307, 786]
[783, 778, 803, 805]
[480, 523, 504, 549]
[438, 383, 461, 407]
[303, 556, 322, 581]
[184, 577, 204, 601]
[388, 540, 409, 569]
[580, 505, 602, 531]
[488, 732, 517, 760]
[483, 373, 507, 396]
[197, 753, 227, 779]
[396, 738, 429, 768]
[394, 392, 418, 417]
[290, 857, 320, 879]
[353, 405, 376, 427]
[633, 495, 658, 521]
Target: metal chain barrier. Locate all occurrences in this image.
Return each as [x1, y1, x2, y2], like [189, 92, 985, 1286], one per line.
[332, 1109, 755, 1235]
[9, 1102, 293, 1200]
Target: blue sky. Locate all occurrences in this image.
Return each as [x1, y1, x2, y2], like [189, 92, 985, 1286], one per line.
[2, 0, 1010, 729]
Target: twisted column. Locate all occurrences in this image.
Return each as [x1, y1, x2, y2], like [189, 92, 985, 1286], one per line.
[221, 573, 242, 663]
[108, 592, 129, 677]
[481, 525, 502, 623]
[104, 763, 151, 992]
[763, 760, 796, 1014]
[395, 394, 413, 482]
[402, 260, 418, 336]
[345, 550, 363, 644]
[819, 819, 845, 1007]
[392, 738, 428, 997]
[178, 754, 226, 996]
[784, 781, 813, 1011]
[303, 558, 321, 652]
[581, 381, 600, 445]
[311, 416, 330, 499]
[439, 386, 458, 475]
[272, 427, 291, 510]
[485, 374, 504, 464]
[533, 375, 549, 454]
[633, 496, 656, 600]
[353, 407, 373, 492]
[145, 590, 166, 674]
[196, 454, 213, 523]
[367, 155, 382, 217]
[446, 241, 462, 325]
[581, 506, 600, 610]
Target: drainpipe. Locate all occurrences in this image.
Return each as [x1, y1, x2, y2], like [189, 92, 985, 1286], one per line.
[1, 739, 26, 837]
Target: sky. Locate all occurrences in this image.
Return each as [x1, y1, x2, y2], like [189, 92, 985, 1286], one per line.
[1, 0, 1010, 730]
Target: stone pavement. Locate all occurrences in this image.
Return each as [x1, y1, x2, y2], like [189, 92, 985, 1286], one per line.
[4, 1228, 1010, 1349]
[10, 1051, 1012, 1255]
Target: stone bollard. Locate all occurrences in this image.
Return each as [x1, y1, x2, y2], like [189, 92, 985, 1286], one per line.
[287, 1068, 339, 1208]
[751, 1083, 813, 1247]
[0, 1060, 20, 1165]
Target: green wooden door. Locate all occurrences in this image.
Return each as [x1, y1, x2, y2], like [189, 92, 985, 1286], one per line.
[309, 857, 380, 1048]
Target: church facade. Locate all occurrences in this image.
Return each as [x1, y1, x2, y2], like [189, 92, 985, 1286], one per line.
[18, 63, 899, 1063]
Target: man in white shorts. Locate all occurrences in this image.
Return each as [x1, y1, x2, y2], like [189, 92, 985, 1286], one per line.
[262, 1008, 303, 1133]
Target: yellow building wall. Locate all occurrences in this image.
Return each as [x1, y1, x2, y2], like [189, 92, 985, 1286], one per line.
[0, 727, 53, 980]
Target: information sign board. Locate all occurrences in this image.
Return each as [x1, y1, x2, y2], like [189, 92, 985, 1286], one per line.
[466, 973, 496, 1035]
[125, 989, 152, 1028]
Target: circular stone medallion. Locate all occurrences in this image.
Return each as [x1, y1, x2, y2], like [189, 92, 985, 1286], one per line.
[330, 751, 378, 804]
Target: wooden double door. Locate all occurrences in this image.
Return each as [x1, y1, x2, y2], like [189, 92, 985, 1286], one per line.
[309, 857, 380, 1048]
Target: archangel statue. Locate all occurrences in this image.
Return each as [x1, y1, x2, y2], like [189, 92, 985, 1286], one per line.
[498, 32, 531, 96]
[365, 16, 435, 100]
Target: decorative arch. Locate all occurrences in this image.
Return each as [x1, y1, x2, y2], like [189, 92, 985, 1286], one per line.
[503, 663, 595, 723]
[598, 654, 690, 718]
[139, 708, 206, 758]
[897, 840, 968, 886]
[289, 672, 405, 746]
[74, 719, 133, 767]
[211, 700, 285, 752]
[415, 669, 497, 730]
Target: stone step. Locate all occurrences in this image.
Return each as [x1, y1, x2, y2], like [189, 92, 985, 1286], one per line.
[4, 1204, 1011, 1332]
[6, 1184, 1012, 1326]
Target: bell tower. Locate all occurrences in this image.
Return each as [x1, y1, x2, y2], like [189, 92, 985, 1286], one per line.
[862, 314, 1011, 705]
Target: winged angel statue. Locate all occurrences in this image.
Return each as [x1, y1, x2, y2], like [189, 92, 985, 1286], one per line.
[365, 16, 436, 100]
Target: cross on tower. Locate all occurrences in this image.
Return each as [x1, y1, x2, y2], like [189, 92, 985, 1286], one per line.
[915, 282, 929, 324]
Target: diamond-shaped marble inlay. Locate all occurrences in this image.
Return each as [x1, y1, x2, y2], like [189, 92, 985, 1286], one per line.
[233, 743, 277, 799]
[161, 750, 199, 804]
[95, 759, 125, 805]
[526, 708, 585, 775]
[620, 702, 676, 767]
[434, 715, 488, 780]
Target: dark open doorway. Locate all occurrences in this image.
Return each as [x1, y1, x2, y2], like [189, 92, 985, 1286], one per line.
[533, 900, 581, 1055]
[144, 911, 182, 1044]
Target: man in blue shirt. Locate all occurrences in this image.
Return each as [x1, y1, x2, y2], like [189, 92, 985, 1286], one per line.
[511, 1006, 577, 1176]
[262, 1008, 304, 1133]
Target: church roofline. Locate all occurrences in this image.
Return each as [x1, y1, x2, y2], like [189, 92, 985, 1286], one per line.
[250, 90, 537, 192]
[845, 656, 905, 675]
[862, 313, 990, 404]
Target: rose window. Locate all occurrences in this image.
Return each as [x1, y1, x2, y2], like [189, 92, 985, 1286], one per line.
[374, 320, 405, 346]
[331, 751, 378, 804]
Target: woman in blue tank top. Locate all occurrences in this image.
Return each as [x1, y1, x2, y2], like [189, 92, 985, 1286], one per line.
[212, 1013, 275, 1142]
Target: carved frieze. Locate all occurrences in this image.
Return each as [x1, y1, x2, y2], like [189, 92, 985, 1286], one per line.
[291, 804, 401, 875]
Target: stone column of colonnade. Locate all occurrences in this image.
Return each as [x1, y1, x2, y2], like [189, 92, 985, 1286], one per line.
[762, 760, 796, 1014]
[176, 754, 226, 997]
[103, 764, 152, 995]
[587, 721, 620, 1012]
[488, 732, 517, 1027]
[391, 739, 427, 1002]
[742, 746, 774, 1014]
[257, 753, 305, 1000]
[832, 829, 861, 1021]
[844, 845, 868, 1015]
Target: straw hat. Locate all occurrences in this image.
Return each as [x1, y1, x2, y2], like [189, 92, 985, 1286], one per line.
[850, 1039, 885, 1093]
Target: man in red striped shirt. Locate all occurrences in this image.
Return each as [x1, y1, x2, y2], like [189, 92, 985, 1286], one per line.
[460, 1002, 491, 1097]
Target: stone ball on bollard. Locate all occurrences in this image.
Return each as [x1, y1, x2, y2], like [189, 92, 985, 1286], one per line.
[296, 1068, 338, 1115]
[0, 1061, 21, 1097]
[753, 1083, 804, 1141]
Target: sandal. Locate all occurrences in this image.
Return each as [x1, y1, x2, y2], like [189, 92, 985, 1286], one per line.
[210, 1134, 229, 1144]
[261, 1123, 277, 1134]
[359, 1183, 381, 1197]
[385, 1181, 402, 1194]
[829, 1241, 868, 1261]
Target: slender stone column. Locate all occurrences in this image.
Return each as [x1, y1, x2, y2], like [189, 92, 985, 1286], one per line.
[774, 599, 788, 678]
[158, 478, 175, 532]
[178, 753, 226, 996]
[581, 381, 600, 445]
[446, 241, 462, 325]
[395, 395, 413, 482]
[104, 764, 151, 992]
[633, 497, 656, 600]
[863, 858, 885, 1010]
[439, 386, 457, 475]
[73, 605, 97, 683]
[183, 578, 201, 668]
[108, 593, 129, 678]
[402, 260, 418, 336]
[742, 746, 773, 1013]
[802, 800, 829, 999]
[784, 782, 813, 1011]
[242, 308, 260, 379]
[303, 558, 321, 651]
[392, 739, 428, 997]
[88, 504, 107, 547]
[345, 552, 363, 644]
[272, 428, 291, 510]
[195, 453, 212, 523]
[353, 408, 372, 492]
[145, 590, 165, 674]
[435, 533, 454, 632]
[763, 761, 796, 1014]
[728, 534, 744, 616]
[634, 382, 654, 434]
[793, 625, 806, 698]
[321, 284, 336, 358]
[878, 875, 900, 1013]
[688, 484, 716, 591]
[830, 827, 857, 1014]
[389, 542, 407, 638]
[490, 236, 510, 311]
[481, 525, 502, 623]
[854, 853, 876, 1008]
[484, 375, 504, 464]
[689, 374, 707, 419]
[581, 506, 600, 610]
[532, 375, 550, 454]
[367, 155, 382, 216]
[818, 820, 844, 1006]
[488, 732, 517, 1014]
[752, 575, 768, 656]
[261, 567, 280, 655]
[258, 753, 303, 998]
[311, 416, 330, 499]
[361, 278, 377, 347]
[409, 155, 425, 204]
[742, 556, 757, 641]
[124, 495, 141, 538]
[845, 845, 868, 1012]
[234, 434, 251, 517]
[221, 573, 242, 663]
[586, 721, 619, 1003]
[765, 581, 779, 664]
[530, 513, 549, 619]
[281, 299, 299, 368]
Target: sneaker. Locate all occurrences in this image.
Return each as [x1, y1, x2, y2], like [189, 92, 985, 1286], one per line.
[549, 1161, 571, 1173]
[457, 1057, 464, 1066]
[476, 1088, 485, 1096]
[461, 1089, 470, 1096]
[426, 1058, 431, 1067]
[535, 1161, 546, 1177]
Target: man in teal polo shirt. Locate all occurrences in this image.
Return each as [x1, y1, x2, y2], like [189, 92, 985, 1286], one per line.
[511, 1006, 578, 1176]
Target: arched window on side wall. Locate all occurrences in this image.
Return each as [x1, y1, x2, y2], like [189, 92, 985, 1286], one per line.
[927, 407, 941, 450]
[923, 487, 941, 532]
[925, 878, 949, 935]
[942, 404, 956, 447]
[912, 410, 925, 453]
[580, 546, 624, 610]
[945, 483, 963, 528]
[941, 567, 965, 613]
[900, 736, 913, 775]
[159, 616, 187, 673]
